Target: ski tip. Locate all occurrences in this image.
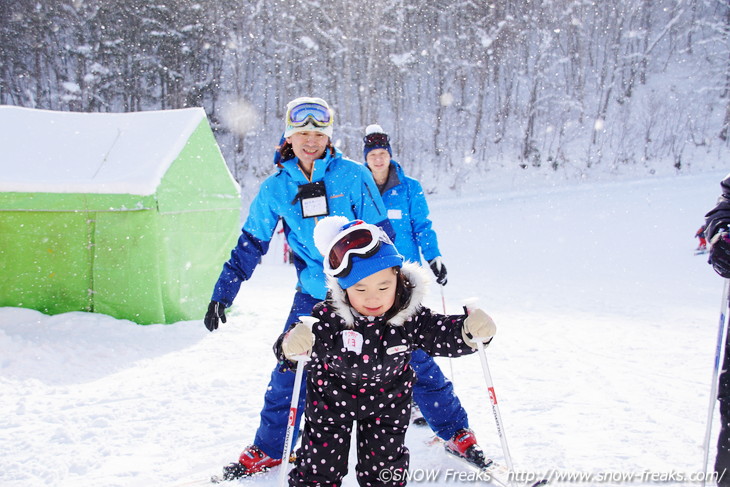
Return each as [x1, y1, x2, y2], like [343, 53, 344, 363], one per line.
[461, 296, 480, 308]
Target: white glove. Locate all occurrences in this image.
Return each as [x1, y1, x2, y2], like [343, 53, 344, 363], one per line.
[282, 322, 314, 359]
[461, 308, 497, 349]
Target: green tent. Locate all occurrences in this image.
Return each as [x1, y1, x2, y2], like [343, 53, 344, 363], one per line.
[0, 106, 241, 324]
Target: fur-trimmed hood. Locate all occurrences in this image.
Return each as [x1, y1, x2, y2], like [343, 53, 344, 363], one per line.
[325, 261, 431, 328]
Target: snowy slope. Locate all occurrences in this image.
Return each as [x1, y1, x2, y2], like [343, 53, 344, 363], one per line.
[1, 171, 726, 486]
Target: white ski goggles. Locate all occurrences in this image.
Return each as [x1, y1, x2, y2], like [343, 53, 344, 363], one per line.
[286, 101, 333, 128]
[325, 221, 386, 277]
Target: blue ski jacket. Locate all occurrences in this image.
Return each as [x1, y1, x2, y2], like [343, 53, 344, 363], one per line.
[366, 159, 441, 264]
[212, 148, 393, 306]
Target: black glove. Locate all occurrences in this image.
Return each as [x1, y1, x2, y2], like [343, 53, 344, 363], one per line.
[204, 300, 227, 332]
[428, 257, 448, 285]
[710, 229, 730, 278]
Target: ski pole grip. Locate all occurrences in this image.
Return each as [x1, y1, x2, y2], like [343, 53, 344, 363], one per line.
[289, 316, 317, 362]
[298, 316, 316, 329]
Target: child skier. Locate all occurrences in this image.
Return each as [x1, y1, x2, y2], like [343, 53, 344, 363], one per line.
[275, 216, 498, 486]
[696, 225, 707, 251]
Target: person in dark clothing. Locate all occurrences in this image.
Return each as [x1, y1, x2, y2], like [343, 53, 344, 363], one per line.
[704, 173, 730, 486]
[276, 216, 498, 486]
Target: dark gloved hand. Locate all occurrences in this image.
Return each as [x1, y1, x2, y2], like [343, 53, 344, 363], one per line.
[204, 301, 227, 332]
[710, 229, 730, 278]
[428, 257, 448, 286]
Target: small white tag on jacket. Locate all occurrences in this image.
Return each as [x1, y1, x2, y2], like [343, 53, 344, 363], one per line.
[386, 345, 408, 355]
[342, 330, 363, 354]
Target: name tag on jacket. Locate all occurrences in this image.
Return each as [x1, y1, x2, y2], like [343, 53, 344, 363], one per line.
[342, 330, 363, 354]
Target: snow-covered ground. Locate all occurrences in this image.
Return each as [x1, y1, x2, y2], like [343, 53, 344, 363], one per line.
[1, 171, 727, 486]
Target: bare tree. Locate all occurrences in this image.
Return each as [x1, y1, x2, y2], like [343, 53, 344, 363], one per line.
[1, 0, 728, 185]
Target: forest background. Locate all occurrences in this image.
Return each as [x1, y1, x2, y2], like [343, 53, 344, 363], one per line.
[2, 0, 729, 192]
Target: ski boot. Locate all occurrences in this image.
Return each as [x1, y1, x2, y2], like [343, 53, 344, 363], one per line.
[220, 445, 282, 480]
[411, 401, 427, 426]
[444, 428, 492, 469]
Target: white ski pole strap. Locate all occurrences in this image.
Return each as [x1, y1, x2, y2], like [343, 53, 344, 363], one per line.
[441, 286, 455, 380]
[278, 316, 316, 487]
[475, 340, 515, 480]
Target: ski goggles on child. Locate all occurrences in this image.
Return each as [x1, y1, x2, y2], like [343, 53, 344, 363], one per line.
[326, 221, 385, 277]
[363, 132, 390, 147]
[286, 101, 333, 128]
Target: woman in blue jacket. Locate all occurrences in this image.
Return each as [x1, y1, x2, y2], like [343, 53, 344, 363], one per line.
[203, 97, 396, 480]
[362, 124, 487, 465]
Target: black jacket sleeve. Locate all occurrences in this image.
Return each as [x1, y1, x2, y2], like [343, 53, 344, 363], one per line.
[410, 307, 477, 358]
[705, 174, 730, 239]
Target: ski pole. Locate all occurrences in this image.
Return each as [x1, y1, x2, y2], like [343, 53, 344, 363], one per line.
[702, 278, 730, 487]
[440, 285, 455, 380]
[278, 316, 316, 487]
[474, 339, 515, 478]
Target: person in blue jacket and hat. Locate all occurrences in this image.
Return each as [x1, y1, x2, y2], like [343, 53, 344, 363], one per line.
[203, 97, 396, 480]
[362, 123, 489, 466]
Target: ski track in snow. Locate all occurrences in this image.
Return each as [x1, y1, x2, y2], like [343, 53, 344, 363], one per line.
[1, 172, 726, 486]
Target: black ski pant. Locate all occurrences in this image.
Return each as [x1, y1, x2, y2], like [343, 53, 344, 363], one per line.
[288, 411, 410, 486]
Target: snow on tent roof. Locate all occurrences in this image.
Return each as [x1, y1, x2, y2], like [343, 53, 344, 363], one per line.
[0, 105, 206, 196]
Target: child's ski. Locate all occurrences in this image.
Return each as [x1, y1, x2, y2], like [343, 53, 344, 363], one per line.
[174, 460, 278, 485]
[212, 460, 282, 482]
[427, 435, 548, 487]
[427, 435, 506, 486]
